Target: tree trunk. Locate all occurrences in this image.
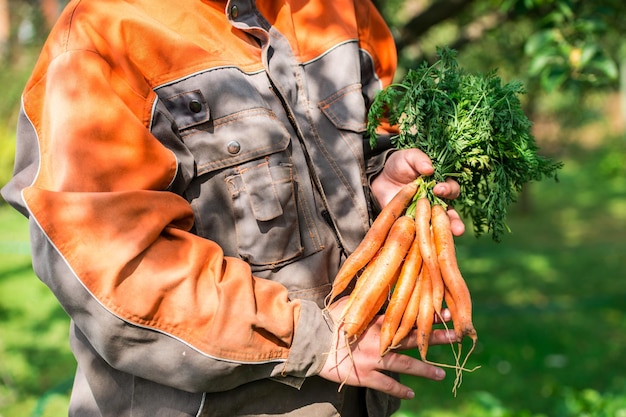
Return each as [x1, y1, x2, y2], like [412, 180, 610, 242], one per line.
[40, 0, 60, 30]
[0, 0, 8, 58]
[395, 0, 476, 52]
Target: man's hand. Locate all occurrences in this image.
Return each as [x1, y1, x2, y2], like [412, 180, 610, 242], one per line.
[318, 298, 457, 399]
[371, 148, 465, 236]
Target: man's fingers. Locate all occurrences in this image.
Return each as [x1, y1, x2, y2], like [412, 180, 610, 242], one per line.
[445, 207, 465, 236]
[428, 328, 458, 345]
[390, 326, 456, 352]
[433, 178, 460, 200]
[402, 148, 435, 177]
[363, 371, 416, 399]
[433, 307, 452, 323]
[363, 355, 446, 399]
[432, 179, 465, 236]
[369, 353, 446, 399]
[380, 352, 445, 380]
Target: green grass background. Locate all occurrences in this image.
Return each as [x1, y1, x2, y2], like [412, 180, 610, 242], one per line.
[397, 142, 626, 416]
[1, 142, 625, 416]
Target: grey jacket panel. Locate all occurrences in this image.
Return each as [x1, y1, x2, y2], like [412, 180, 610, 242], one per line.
[2, 0, 401, 415]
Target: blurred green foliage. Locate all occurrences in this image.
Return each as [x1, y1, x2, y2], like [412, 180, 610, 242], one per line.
[394, 140, 626, 416]
[523, 3, 618, 92]
[0, 127, 16, 189]
[0, 204, 75, 417]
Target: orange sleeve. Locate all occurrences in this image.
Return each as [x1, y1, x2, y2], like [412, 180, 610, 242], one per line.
[356, 0, 398, 88]
[23, 46, 301, 363]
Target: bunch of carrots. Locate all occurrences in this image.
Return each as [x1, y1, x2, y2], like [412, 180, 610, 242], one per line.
[328, 177, 478, 393]
[327, 47, 562, 394]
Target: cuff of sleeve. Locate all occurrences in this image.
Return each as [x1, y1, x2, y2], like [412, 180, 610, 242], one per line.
[269, 300, 334, 389]
[366, 148, 396, 216]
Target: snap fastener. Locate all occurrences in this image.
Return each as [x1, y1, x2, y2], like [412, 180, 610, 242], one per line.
[230, 5, 239, 19]
[188, 100, 202, 113]
[227, 140, 241, 154]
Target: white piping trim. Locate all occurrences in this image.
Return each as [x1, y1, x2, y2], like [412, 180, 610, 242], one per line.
[24, 200, 286, 366]
[154, 65, 265, 90]
[195, 392, 207, 417]
[300, 38, 358, 66]
[148, 96, 180, 191]
[21, 95, 42, 192]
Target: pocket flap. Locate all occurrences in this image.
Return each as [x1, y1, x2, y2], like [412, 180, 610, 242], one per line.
[185, 108, 291, 175]
[240, 161, 284, 222]
[162, 90, 210, 130]
[318, 84, 367, 133]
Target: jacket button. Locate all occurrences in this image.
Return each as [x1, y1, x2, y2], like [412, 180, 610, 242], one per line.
[230, 5, 239, 19]
[188, 100, 203, 113]
[227, 141, 241, 154]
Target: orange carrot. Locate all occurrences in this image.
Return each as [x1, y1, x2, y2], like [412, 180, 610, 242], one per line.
[379, 237, 422, 355]
[429, 229, 445, 318]
[389, 263, 422, 349]
[341, 268, 398, 344]
[415, 265, 434, 362]
[341, 215, 416, 340]
[414, 197, 443, 317]
[443, 287, 458, 338]
[329, 181, 419, 302]
[431, 204, 477, 345]
[431, 204, 480, 395]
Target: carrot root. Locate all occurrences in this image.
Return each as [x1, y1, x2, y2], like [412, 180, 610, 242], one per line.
[379, 237, 422, 355]
[432, 203, 479, 395]
[415, 266, 434, 362]
[328, 181, 419, 303]
[388, 263, 423, 350]
[341, 215, 415, 340]
[414, 197, 444, 317]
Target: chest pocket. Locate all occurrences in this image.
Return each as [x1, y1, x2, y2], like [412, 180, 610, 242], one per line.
[225, 157, 303, 267]
[161, 89, 303, 270]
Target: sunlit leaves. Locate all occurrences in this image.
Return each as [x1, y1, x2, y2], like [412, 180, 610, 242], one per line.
[523, 3, 618, 91]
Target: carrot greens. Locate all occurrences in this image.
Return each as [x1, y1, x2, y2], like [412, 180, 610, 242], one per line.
[367, 47, 563, 241]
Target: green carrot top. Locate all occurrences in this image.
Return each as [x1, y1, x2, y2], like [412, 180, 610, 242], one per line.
[367, 47, 563, 241]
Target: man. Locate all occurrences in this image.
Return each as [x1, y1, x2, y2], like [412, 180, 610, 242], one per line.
[1, 0, 464, 415]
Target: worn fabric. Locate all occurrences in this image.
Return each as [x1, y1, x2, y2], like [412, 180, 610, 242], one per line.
[1, 0, 400, 415]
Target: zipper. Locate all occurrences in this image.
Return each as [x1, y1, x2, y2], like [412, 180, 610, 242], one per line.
[267, 78, 346, 255]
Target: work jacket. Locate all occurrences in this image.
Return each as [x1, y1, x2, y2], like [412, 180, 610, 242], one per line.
[1, 0, 399, 415]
